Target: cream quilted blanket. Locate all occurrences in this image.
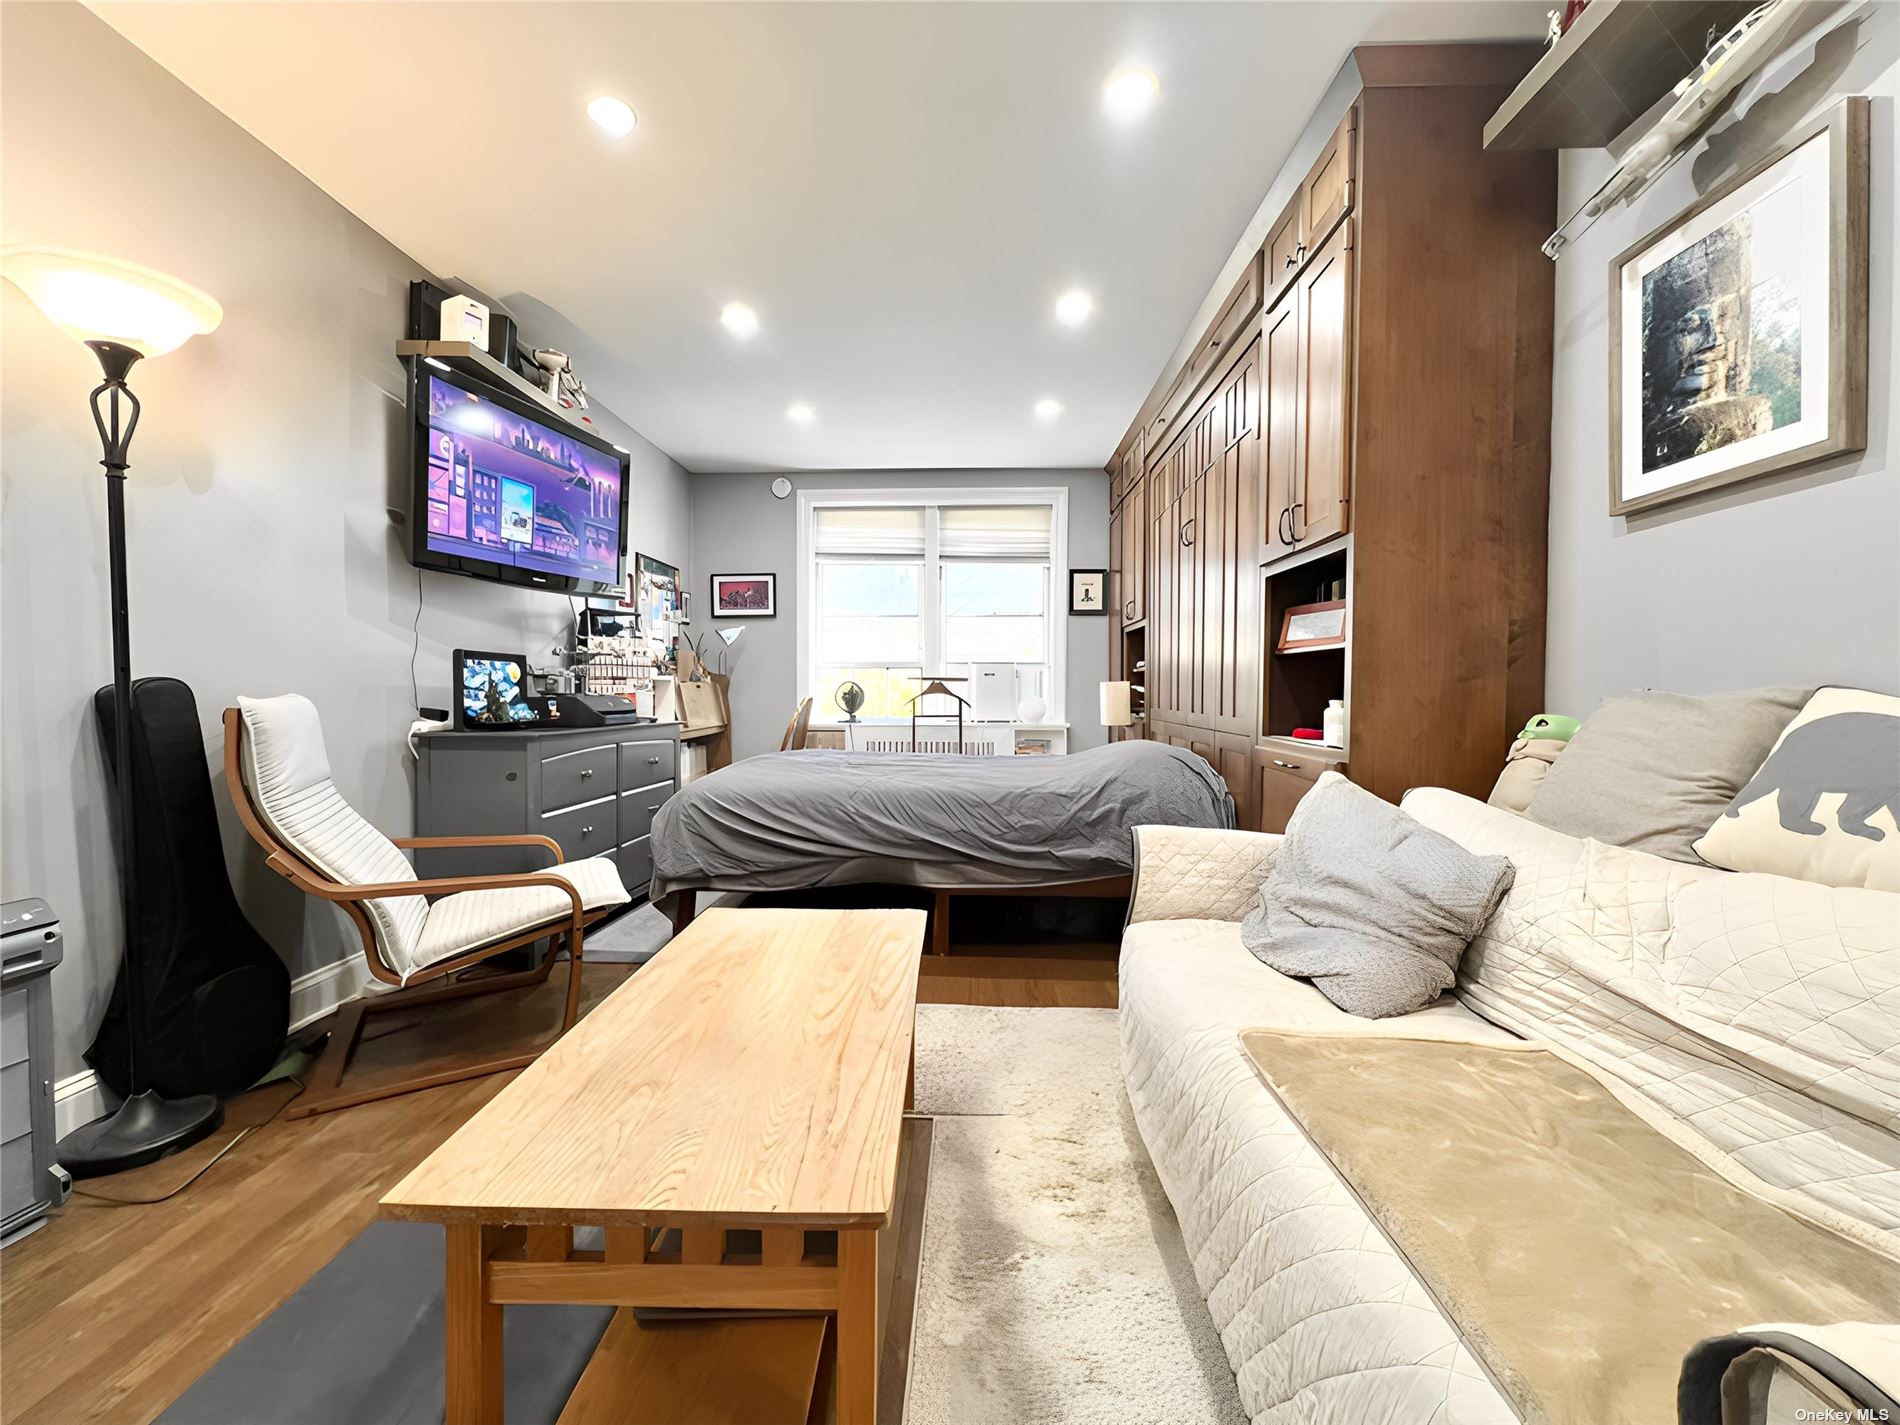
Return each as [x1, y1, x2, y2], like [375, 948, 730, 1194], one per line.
[1404, 789, 1900, 1258]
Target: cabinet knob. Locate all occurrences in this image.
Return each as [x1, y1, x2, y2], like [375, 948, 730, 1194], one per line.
[581, 825, 595, 836]
[647, 755, 661, 765]
[1283, 253, 1298, 271]
[580, 768, 594, 779]
[1296, 242, 1306, 261]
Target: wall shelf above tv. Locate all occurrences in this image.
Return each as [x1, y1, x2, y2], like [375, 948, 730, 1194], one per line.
[395, 340, 580, 426]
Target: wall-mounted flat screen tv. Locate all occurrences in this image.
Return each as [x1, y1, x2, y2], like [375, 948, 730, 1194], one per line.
[407, 363, 630, 595]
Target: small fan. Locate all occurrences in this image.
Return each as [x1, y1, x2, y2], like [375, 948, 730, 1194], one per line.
[836, 681, 866, 723]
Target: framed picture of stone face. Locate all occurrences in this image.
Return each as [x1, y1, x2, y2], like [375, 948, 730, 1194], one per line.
[1609, 98, 1867, 516]
[710, 573, 776, 617]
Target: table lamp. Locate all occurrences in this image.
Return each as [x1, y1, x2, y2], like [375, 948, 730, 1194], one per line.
[3, 247, 224, 1176]
[1100, 680, 1133, 727]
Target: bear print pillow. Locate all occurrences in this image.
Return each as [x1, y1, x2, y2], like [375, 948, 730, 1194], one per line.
[1693, 687, 1900, 891]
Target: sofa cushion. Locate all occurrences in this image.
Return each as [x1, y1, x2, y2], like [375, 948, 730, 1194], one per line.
[1241, 773, 1514, 1018]
[1693, 686, 1900, 891]
[1523, 686, 1810, 863]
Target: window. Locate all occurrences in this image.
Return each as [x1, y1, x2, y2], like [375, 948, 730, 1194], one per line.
[799, 489, 1067, 723]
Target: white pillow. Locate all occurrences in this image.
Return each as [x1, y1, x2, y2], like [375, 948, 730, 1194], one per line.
[1693, 687, 1900, 891]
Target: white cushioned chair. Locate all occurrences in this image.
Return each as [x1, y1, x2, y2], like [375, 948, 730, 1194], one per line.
[225, 694, 630, 1116]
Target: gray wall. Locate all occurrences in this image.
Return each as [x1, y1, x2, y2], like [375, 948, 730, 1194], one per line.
[1546, 4, 1900, 713]
[0, 3, 692, 1083]
[689, 470, 1110, 760]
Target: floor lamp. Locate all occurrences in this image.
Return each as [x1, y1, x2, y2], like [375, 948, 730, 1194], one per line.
[3, 247, 225, 1176]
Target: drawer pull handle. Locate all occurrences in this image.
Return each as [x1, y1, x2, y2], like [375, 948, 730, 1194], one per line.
[646, 755, 661, 765]
[1272, 759, 1299, 770]
[647, 804, 661, 813]
[580, 768, 594, 779]
[1283, 252, 1297, 271]
[581, 825, 595, 835]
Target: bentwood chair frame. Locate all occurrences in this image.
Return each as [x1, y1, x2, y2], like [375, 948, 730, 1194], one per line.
[222, 707, 612, 1119]
[780, 696, 815, 751]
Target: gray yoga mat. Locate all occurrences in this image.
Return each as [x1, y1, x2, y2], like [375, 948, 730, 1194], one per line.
[157, 1221, 612, 1425]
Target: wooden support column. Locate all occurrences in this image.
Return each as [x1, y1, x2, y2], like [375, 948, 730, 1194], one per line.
[445, 1224, 503, 1425]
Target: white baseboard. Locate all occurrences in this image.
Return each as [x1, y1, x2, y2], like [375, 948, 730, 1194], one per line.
[54, 1071, 112, 1139]
[289, 956, 368, 1033]
[51, 957, 367, 1137]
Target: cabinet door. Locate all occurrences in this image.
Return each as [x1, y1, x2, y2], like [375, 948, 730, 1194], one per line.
[1150, 479, 1179, 724]
[1262, 191, 1304, 313]
[1124, 471, 1147, 625]
[1207, 341, 1260, 735]
[1295, 217, 1354, 546]
[1107, 503, 1124, 654]
[1302, 106, 1356, 253]
[1261, 299, 1301, 564]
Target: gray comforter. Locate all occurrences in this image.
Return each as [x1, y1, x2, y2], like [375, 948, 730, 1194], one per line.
[648, 741, 1234, 903]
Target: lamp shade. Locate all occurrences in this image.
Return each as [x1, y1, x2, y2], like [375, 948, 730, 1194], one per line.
[1, 247, 221, 357]
[1099, 680, 1133, 727]
[718, 627, 744, 647]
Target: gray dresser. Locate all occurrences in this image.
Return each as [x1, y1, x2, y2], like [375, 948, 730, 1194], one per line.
[412, 722, 682, 897]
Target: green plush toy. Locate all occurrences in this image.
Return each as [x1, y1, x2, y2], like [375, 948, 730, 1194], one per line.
[1518, 713, 1581, 742]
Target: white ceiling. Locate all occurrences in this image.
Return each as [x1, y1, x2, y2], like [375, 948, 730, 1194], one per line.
[91, 2, 1544, 473]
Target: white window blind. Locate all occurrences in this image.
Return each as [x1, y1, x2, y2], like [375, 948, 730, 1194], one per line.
[937, 505, 1053, 559]
[813, 506, 926, 557]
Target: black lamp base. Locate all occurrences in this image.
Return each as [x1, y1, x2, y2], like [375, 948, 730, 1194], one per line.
[55, 1088, 223, 1179]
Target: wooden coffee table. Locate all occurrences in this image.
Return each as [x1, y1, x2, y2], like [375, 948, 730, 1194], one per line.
[381, 906, 927, 1424]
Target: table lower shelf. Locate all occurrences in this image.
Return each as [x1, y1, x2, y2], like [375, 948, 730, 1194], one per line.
[531, 1114, 932, 1425]
[559, 1313, 826, 1425]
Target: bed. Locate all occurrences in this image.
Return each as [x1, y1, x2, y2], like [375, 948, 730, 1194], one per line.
[650, 740, 1236, 949]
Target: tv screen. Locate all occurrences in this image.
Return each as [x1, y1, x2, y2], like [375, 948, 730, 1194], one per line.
[409, 366, 629, 594]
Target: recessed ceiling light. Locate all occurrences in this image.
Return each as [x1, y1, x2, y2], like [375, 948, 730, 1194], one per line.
[786, 402, 815, 424]
[1035, 397, 1063, 421]
[1103, 68, 1160, 123]
[587, 96, 637, 137]
[720, 301, 759, 339]
[1054, 289, 1094, 328]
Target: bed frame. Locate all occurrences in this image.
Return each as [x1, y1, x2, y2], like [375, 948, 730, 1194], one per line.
[668, 875, 1134, 954]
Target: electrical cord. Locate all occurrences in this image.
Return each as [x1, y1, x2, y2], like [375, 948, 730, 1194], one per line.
[409, 565, 425, 714]
[69, 1076, 305, 1206]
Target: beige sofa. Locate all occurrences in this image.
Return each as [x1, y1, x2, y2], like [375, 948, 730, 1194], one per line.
[1118, 793, 1900, 1425]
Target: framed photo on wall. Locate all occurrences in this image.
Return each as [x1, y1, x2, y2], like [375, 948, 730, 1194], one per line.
[635, 553, 680, 651]
[710, 572, 777, 618]
[1069, 568, 1107, 615]
[1608, 98, 1868, 516]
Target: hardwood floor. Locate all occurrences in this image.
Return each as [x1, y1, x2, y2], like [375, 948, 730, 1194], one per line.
[0, 933, 1117, 1425]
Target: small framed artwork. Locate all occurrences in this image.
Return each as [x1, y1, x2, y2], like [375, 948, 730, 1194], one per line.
[710, 572, 777, 618]
[1609, 98, 1868, 516]
[1069, 568, 1108, 615]
[1277, 599, 1347, 653]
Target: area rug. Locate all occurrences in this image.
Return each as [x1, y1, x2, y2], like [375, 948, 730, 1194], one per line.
[907, 1004, 1245, 1425]
[155, 1002, 1239, 1425]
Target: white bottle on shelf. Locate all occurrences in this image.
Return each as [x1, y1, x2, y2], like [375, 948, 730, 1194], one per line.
[1323, 699, 1347, 749]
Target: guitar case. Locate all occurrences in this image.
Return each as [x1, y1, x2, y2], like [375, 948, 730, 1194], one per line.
[85, 677, 291, 1100]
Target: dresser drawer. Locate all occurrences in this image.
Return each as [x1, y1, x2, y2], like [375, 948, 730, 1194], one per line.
[618, 780, 676, 844]
[540, 744, 617, 812]
[619, 739, 677, 787]
[540, 795, 618, 863]
[618, 835, 654, 893]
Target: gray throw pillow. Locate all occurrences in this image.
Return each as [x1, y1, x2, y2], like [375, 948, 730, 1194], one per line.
[1523, 687, 1811, 863]
[1242, 773, 1514, 1018]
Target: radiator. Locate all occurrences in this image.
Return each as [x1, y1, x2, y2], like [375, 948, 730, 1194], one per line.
[854, 726, 1010, 756]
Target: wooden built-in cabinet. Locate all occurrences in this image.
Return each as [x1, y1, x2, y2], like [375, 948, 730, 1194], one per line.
[1106, 45, 1554, 833]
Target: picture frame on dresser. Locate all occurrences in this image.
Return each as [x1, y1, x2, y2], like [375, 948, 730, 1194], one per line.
[1608, 98, 1868, 516]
